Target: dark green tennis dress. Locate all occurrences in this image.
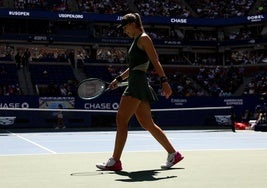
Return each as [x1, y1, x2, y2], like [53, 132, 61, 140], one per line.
[123, 33, 158, 103]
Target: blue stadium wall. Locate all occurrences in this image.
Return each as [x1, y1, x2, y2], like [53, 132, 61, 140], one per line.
[0, 95, 263, 129]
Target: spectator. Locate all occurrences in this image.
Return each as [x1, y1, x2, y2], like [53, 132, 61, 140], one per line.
[23, 48, 31, 69]
[55, 103, 65, 129]
[15, 51, 22, 69]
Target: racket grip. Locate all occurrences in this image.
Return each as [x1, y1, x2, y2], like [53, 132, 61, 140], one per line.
[115, 76, 123, 82]
[118, 82, 128, 87]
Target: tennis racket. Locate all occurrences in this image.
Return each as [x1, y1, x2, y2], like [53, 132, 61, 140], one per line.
[77, 78, 128, 100]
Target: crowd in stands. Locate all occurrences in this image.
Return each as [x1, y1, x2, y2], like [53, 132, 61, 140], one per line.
[93, 23, 263, 44]
[76, 0, 129, 14]
[133, 0, 191, 17]
[230, 49, 264, 64]
[0, 65, 22, 96]
[196, 66, 244, 96]
[1, 1, 265, 48]
[11, 0, 267, 17]
[187, 0, 256, 18]
[0, 83, 22, 96]
[0, 45, 13, 61]
[1, 44, 266, 66]
[186, 50, 266, 66]
[191, 54, 218, 65]
[1, 1, 266, 97]
[159, 54, 186, 65]
[1, 51, 265, 97]
[94, 47, 126, 64]
[185, 30, 217, 41]
[243, 71, 267, 95]
[14, 0, 68, 11]
[39, 78, 79, 96]
[12, 0, 129, 13]
[148, 69, 206, 97]
[105, 64, 247, 97]
[257, 0, 267, 14]
[29, 62, 78, 96]
[226, 29, 253, 41]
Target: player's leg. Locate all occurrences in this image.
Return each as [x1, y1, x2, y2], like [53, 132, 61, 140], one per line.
[96, 96, 140, 171]
[135, 101, 175, 153]
[113, 96, 141, 160]
[135, 101, 184, 169]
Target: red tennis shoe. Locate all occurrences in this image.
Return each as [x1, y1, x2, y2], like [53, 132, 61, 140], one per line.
[96, 158, 122, 171]
[161, 151, 184, 169]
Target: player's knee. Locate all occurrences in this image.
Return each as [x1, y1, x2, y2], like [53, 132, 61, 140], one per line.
[139, 119, 154, 130]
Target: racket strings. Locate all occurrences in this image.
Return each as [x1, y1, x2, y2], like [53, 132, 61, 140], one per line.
[78, 80, 106, 99]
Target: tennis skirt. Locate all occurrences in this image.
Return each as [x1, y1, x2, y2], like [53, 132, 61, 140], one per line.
[123, 70, 158, 103]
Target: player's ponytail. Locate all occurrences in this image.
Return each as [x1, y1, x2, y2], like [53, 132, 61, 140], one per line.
[133, 13, 144, 32]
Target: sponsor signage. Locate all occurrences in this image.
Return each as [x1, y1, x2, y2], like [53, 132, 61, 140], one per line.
[0, 9, 265, 26]
[84, 102, 119, 110]
[0, 117, 16, 126]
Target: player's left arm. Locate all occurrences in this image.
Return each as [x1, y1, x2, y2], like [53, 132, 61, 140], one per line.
[138, 34, 172, 98]
[138, 34, 166, 77]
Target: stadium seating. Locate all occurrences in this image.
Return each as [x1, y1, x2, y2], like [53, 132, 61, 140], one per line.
[29, 63, 75, 85]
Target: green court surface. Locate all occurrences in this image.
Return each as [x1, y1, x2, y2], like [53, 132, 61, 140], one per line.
[1, 150, 267, 188]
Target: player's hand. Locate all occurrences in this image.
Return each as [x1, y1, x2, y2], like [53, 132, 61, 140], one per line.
[161, 82, 172, 99]
[109, 80, 119, 90]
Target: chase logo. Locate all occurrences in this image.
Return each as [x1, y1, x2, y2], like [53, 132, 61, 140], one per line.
[170, 18, 187, 24]
[0, 117, 16, 126]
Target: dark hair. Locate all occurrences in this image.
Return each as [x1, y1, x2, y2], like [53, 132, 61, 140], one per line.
[118, 13, 144, 31]
[133, 13, 142, 27]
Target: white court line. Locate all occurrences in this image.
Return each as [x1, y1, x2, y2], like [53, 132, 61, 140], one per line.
[6, 131, 57, 154]
[1, 148, 267, 157]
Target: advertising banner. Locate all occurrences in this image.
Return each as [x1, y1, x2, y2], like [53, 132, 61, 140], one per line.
[0, 9, 266, 26]
[0, 96, 262, 128]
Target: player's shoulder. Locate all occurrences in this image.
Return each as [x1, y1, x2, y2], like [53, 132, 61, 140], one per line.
[139, 32, 152, 42]
[140, 32, 150, 38]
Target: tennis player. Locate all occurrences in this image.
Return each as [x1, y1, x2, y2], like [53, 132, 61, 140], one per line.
[96, 13, 184, 171]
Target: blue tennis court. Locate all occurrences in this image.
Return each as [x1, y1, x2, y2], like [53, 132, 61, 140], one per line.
[1, 130, 267, 155]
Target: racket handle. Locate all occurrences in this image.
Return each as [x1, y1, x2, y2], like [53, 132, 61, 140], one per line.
[118, 82, 128, 87]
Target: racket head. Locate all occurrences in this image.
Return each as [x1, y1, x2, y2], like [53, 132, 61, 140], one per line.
[78, 78, 108, 100]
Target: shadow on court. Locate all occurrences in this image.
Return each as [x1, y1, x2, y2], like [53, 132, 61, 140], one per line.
[71, 168, 184, 182]
[115, 168, 183, 182]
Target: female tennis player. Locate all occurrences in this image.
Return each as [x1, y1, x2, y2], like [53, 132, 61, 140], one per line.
[96, 13, 184, 171]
